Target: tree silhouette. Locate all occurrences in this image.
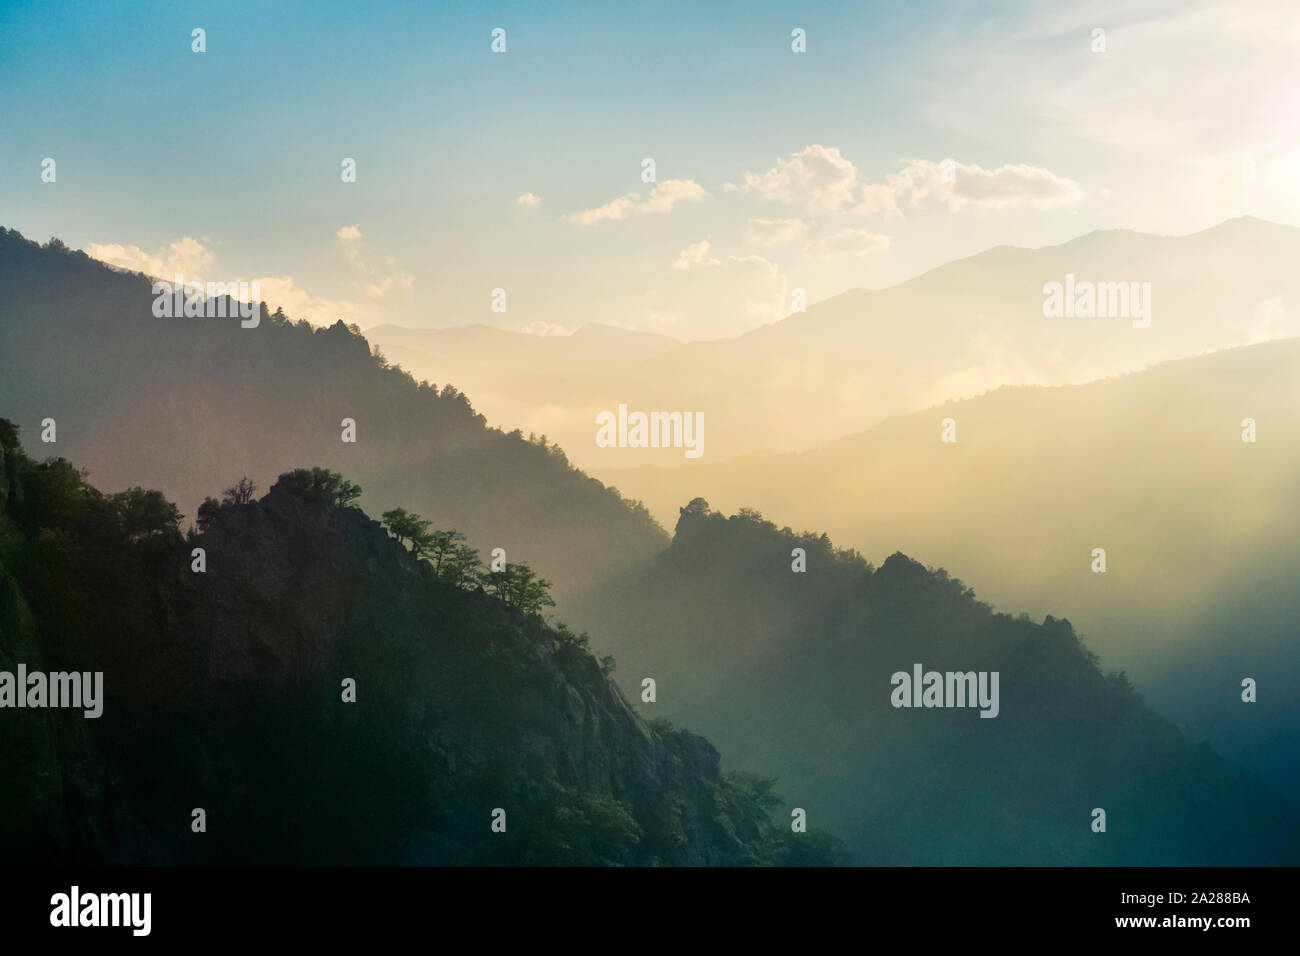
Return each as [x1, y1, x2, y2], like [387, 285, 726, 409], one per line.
[109, 487, 182, 542]
[222, 477, 257, 505]
[426, 529, 482, 586]
[381, 507, 433, 555]
[277, 467, 362, 506]
[480, 561, 555, 615]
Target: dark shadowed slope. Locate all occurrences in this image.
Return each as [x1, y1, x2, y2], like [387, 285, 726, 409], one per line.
[0, 424, 841, 865]
[571, 501, 1300, 865]
[597, 338, 1300, 792]
[0, 229, 666, 608]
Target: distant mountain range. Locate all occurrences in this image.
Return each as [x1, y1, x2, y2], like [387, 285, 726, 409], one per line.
[369, 216, 1300, 468]
[597, 337, 1300, 794]
[568, 500, 1300, 864]
[2, 223, 1295, 865]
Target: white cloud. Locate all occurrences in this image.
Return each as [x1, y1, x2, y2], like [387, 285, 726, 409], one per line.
[673, 239, 718, 270]
[515, 192, 542, 207]
[567, 193, 640, 224]
[86, 233, 408, 326]
[854, 159, 1085, 215]
[640, 179, 707, 214]
[249, 275, 362, 324]
[567, 179, 707, 224]
[86, 237, 214, 283]
[334, 230, 415, 304]
[741, 145, 860, 211]
[919, 1, 1300, 229]
[745, 218, 808, 246]
[659, 243, 788, 336]
[804, 229, 892, 258]
[854, 183, 903, 219]
[362, 270, 415, 301]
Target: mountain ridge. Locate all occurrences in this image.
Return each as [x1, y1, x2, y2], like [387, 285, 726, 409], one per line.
[0, 425, 840, 865]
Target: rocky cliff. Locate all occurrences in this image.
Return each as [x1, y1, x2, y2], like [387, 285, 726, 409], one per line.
[0, 424, 840, 865]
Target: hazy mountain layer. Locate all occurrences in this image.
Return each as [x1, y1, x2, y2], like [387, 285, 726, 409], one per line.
[0, 229, 667, 606]
[570, 501, 1299, 865]
[373, 217, 1300, 468]
[597, 337, 1300, 792]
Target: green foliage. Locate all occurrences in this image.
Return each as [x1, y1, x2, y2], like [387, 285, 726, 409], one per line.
[108, 487, 182, 543]
[646, 717, 676, 738]
[381, 507, 432, 552]
[195, 476, 257, 530]
[0, 418, 18, 452]
[552, 622, 591, 652]
[680, 497, 710, 519]
[276, 467, 362, 507]
[722, 770, 781, 811]
[1107, 669, 1137, 696]
[25, 458, 92, 528]
[379, 512, 484, 585]
[522, 791, 642, 865]
[425, 529, 482, 586]
[0, 427, 842, 867]
[480, 560, 555, 615]
[769, 829, 853, 866]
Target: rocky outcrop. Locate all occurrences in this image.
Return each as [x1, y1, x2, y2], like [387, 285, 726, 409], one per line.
[0, 431, 837, 865]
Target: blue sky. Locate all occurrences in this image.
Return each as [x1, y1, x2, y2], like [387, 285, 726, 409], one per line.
[3, 0, 1299, 337]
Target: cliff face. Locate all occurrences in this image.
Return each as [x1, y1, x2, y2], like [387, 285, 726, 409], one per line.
[0, 430, 833, 865]
[0, 433, 68, 862]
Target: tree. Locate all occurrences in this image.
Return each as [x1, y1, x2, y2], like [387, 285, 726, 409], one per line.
[442, 541, 483, 587]
[26, 458, 92, 527]
[679, 497, 711, 522]
[381, 507, 432, 554]
[276, 468, 362, 507]
[426, 529, 482, 586]
[481, 561, 555, 615]
[334, 478, 362, 506]
[195, 496, 222, 531]
[222, 477, 257, 505]
[109, 487, 182, 542]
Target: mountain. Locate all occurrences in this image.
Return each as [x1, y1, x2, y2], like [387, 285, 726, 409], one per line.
[0, 424, 841, 865]
[360, 322, 681, 467]
[5, 223, 1295, 864]
[0, 229, 667, 607]
[569, 500, 1300, 865]
[595, 337, 1300, 793]
[373, 217, 1300, 469]
[364, 322, 679, 372]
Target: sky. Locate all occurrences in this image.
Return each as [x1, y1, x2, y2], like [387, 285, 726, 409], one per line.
[3, 0, 1299, 340]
